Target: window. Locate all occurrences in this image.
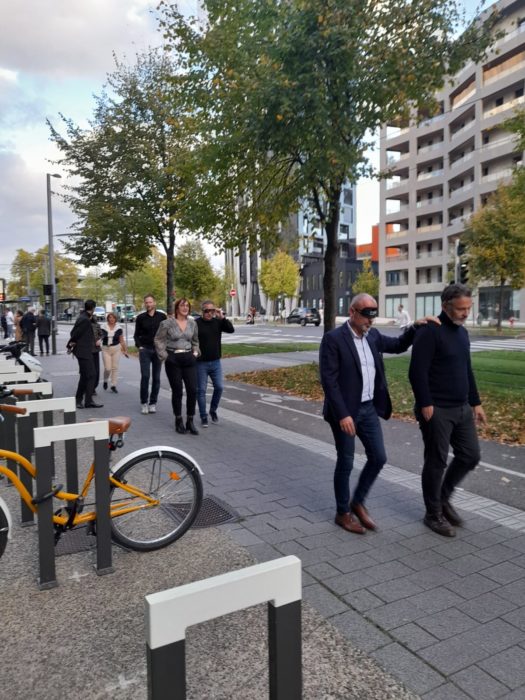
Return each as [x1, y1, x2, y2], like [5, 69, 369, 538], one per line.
[516, 87, 524, 98]
[483, 166, 489, 176]
[340, 224, 350, 236]
[338, 297, 344, 314]
[343, 189, 353, 206]
[416, 293, 441, 318]
[385, 295, 408, 318]
[483, 133, 489, 144]
[339, 271, 344, 288]
[495, 97, 503, 107]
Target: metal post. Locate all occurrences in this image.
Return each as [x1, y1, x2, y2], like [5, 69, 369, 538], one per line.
[93, 437, 113, 575]
[17, 416, 35, 525]
[268, 600, 302, 700]
[147, 641, 186, 700]
[64, 411, 79, 494]
[35, 444, 58, 589]
[46, 172, 61, 355]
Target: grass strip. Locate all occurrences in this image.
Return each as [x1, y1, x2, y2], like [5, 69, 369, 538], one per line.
[222, 342, 319, 357]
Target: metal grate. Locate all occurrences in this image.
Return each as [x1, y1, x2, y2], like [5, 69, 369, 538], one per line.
[55, 525, 96, 556]
[165, 495, 240, 529]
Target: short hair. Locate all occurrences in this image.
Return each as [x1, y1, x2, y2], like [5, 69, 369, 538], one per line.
[201, 299, 215, 310]
[106, 312, 117, 323]
[441, 284, 471, 304]
[84, 299, 96, 311]
[143, 294, 155, 301]
[349, 293, 376, 309]
[174, 297, 191, 316]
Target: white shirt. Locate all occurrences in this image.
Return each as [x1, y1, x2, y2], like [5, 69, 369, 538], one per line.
[348, 322, 376, 402]
[396, 309, 411, 328]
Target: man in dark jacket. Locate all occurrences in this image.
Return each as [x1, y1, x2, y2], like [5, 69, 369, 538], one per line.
[68, 299, 103, 409]
[21, 307, 37, 355]
[320, 293, 436, 535]
[196, 300, 235, 426]
[409, 283, 487, 537]
[133, 294, 167, 414]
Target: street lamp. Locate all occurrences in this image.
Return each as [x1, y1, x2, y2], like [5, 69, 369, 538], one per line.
[46, 172, 62, 355]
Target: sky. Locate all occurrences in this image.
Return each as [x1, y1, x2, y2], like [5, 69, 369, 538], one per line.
[0, 0, 481, 285]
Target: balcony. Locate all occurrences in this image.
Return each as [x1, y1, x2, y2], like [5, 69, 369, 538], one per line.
[417, 169, 444, 181]
[482, 134, 518, 150]
[450, 152, 474, 169]
[449, 183, 474, 197]
[385, 252, 409, 261]
[386, 178, 409, 190]
[416, 196, 443, 208]
[452, 89, 476, 111]
[481, 168, 514, 183]
[451, 120, 475, 140]
[385, 229, 409, 240]
[387, 152, 410, 166]
[484, 94, 525, 119]
[385, 202, 409, 215]
[484, 59, 525, 86]
[417, 142, 444, 156]
[417, 224, 442, 234]
[416, 249, 444, 260]
[494, 22, 525, 49]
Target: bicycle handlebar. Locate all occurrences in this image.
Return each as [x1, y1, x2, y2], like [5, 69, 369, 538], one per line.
[0, 404, 27, 415]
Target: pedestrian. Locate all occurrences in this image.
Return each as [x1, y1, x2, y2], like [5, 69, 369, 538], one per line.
[319, 293, 438, 534]
[395, 303, 411, 328]
[134, 294, 167, 415]
[196, 300, 235, 427]
[154, 298, 200, 435]
[20, 307, 37, 354]
[35, 310, 51, 355]
[6, 308, 14, 340]
[101, 312, 128, 393]
[1, 311, 7, 339]
[14, 310, 23, 341]
[409, 283, 487, 537]
[67, 299, 104, 409]
[91, 314, 103, 396]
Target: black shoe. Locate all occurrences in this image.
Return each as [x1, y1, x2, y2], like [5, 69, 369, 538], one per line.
[175, 417, 186, 434]
[85, 402, 104, 408]
[424, 513, 456, 537]
[201, 416, 209, 428]
[103, 382, 108, 390]
[186, 417, 199, 435]
[76, 402, 84, 409]
[111, 386, 118, 393]
[442, 501, 464, 527]
[210, 410, 219, 423]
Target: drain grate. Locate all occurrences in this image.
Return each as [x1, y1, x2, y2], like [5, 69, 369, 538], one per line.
[192, 495, 240, 528]
[55, 526, 96, 556]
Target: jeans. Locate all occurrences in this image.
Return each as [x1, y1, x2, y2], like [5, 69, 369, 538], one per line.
[197, 360, 224, 418]
[164, 352, 197, 417]
[329, 401, 387, 515]
[139, 346, 162, 405]
[416, 403, 480, 515]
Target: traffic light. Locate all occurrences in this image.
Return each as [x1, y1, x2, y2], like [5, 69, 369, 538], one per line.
[459, 260, 469, 284]
[455, 240, 469, 285]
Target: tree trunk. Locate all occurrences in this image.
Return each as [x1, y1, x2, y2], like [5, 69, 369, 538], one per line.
[322, 191, 341, 333]
[497, 278, 505, 332]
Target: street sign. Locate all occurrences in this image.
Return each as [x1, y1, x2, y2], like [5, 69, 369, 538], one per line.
[229, 289, 236, 297]
[125, 294, 133, 304]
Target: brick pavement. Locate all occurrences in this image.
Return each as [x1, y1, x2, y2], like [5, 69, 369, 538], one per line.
[3, 340, 525, 699]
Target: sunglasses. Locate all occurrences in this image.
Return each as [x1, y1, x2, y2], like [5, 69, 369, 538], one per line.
[202, 308, 216, 314]
[353, 307, 378, 319]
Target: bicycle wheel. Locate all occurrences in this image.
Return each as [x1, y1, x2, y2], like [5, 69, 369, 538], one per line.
[0, 503, 9, 559]
[109, 450, 203, 551]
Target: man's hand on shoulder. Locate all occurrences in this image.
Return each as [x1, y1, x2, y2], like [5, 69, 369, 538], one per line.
[339, 416, 356, 436]
[473, 405, 487, 426]
[414, 316, 441, 327]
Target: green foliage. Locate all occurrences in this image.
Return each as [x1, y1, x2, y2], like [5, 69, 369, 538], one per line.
[7, 247, 79, 301]
[259, 251, 300, 306]
[173, 240, 224, 308]
[160, 0, 498, 329]
[48, 50, 198, 310]
[351, 259, 379, 299]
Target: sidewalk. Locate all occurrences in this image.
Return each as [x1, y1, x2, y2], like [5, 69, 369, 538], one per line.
[2, 342, 525, 698]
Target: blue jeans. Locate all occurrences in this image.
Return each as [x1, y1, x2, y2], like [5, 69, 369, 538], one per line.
[197, 360, 223, 418]
[329, 401, 387, 515]
[139, 347, 162, 405]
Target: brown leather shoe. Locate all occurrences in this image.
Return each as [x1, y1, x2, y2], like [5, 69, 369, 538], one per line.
[351, 503, 377, 531]
[335, 512, 366, 534]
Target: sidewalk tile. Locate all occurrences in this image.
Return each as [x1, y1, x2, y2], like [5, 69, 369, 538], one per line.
[442, 554, 492, 576]
[478, 646, 525, 689]
[330, 609, 390, 653]
[451, 666, 510, 700]
[418, 636, 491, 675]
[406, 565, 460, 591]
[416, 608, 479, 640]
[460, 591, 517, 623]
[366, 599, 422, 630]
[445, 572, 500, 599]
[332, 551, 378, 574]
[481, 561, 525, 585]
[344, 589, 384, 613]
[421, 683, 472, 700]
[400, 549, 449, 571]
[390, 623, 439, 652]
[372, 643, 444, 695]
[409, 588, 465, 617]
[368, 542, 414, 564]
[498, 578, 525, 604]
[477, 543, 524, 564]
[303, 583, 348, 617]
[304, 562, 341, 580]
[325, 571, 377, 596]
[503, 606, 525, 631]
[368, 578, 425, 603]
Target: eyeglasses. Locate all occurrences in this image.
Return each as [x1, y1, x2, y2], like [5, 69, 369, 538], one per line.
[202, 308, 216, 314]
[353, 307, 378, 319]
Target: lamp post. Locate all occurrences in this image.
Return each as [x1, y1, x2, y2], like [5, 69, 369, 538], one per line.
[46, 172, 62, 355]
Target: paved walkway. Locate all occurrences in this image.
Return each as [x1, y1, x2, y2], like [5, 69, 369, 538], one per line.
[2, 341, 525, 699]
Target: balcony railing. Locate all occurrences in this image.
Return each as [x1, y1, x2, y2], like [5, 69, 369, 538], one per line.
[482, 168, 514, 183]
[416, 196, 443, 208]
[484, 95, 525, 119]
[452, 89, 476, 111]
[494, 22, 525, 49]
[482, 134, 517, 150]
[417, 224, 442, 233]
[450, 120, 475, 139]
[484, 59, 525, 86]
[385, 202, 409, 215]
[417, 142, 444, 156]
[385, 252, 409, 261]
[385, 229, 409, 240]
[417, 169, 444, 181]
[416, 250, 443, 259]
[449, 182, 474, 197]
[386, 178, 409, 190]
[450, 152, 474, 169]
[387, 152, 410, 166]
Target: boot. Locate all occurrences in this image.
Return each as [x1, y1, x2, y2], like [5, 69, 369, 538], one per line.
[175, 416, 186, 434]
[186, 417, 199, 435]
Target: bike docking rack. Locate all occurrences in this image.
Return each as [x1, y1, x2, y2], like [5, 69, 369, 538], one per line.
[33, 420, 114, 590]
[14, 397, 77, 526]
[0, 371, 40, 384]
[145, 556, 302, 700]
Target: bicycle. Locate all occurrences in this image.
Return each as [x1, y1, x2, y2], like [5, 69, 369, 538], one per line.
[0, 390, 203, 558]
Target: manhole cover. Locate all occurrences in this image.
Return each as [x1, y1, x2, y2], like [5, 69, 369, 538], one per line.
[165, 495, 240, 528]
[55, 526, 96, 556]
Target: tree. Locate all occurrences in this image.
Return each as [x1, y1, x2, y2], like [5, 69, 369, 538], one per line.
[7, 247, 79, 301]
[172, 240, 222, 307]
[48, 50, 198, 311]
[463, 184, 525, 331]
[160, 0, 497, 330]
[352, 259, 380, 300]
[259, 250, 299, 316]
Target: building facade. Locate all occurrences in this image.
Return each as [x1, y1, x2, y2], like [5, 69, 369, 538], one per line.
[379, 0, 525, 322]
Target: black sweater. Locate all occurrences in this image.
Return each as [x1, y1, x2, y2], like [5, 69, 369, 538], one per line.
[195, 316, 234, 361]
[409, 311, 481, 408]
[133, 310, 167, 348]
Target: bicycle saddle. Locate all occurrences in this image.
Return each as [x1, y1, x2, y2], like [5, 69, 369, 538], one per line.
[87, 416, 131, 435]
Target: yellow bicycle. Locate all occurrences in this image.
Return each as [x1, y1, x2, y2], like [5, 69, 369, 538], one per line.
[0, 401, 203, 558]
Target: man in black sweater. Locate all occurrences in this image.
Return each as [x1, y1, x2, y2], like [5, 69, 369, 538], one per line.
[133, 294, 167, 414]
[196, 300, 235, 427]
[409, 284, 487, 537]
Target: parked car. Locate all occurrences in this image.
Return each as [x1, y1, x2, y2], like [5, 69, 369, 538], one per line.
[286, 307, 321, 326]
[94, 306, 106, 322]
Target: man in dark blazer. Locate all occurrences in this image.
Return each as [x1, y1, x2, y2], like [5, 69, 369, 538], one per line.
[68, 299, 103, 409]
[320, 293, 436, 534]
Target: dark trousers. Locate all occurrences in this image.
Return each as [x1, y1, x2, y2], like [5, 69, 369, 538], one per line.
[23, 330, 35, 355]
[93, 351, 100, 390]
[164, 352, 197, 417]
[38, 335, 50, 354]
[139, 347, 162, 405]
[416, 403, 480, 515]
[329, 401, 387, 514]
[75, 356, 96, 404]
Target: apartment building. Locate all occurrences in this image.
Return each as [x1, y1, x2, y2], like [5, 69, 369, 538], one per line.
[379, 0, 525, 322]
